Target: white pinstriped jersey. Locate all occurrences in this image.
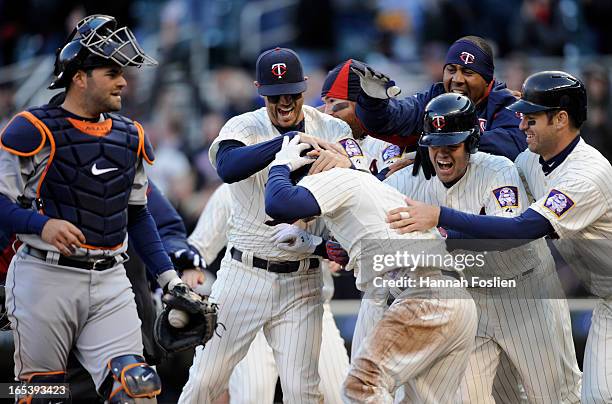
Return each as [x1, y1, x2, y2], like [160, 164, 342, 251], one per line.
[298, 168, 445, 289]
[208, 105, 352, 261]
[385, 152, 554, 278]
[515, 138, 612, 298]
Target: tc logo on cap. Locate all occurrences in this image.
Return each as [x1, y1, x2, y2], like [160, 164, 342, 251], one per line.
[459, 52, 475, 64]
[432, 115, 446, 130]
[271, 63, 287, 79]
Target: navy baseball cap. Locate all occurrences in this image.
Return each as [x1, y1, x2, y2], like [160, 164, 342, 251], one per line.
[255, 47, 307, 96]
[321, 59, 364, 102]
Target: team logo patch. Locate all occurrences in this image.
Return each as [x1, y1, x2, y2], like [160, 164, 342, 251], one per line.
[478, 118, 487, 132]
[432, 115, 446, 130]
[339, 138, 364, 157]
[271, 63, 287, 79]
[459, 51, 475, 64]
[382, 145, 402, 162]
[493, 186, 519, 209]
[543, 189, 575, 218]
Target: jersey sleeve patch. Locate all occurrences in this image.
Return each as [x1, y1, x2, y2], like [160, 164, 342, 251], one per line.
[339, 138, 364, 158]
[492, 186, 519, 209]
[381, 144, 402, 162]
[542, 189, 575, 218]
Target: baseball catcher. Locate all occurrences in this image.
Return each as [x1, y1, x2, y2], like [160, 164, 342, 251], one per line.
[154, 282, 219, 353]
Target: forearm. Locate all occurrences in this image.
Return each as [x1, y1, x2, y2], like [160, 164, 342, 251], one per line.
[439, 207, 553, 240]
[216, 134, 298, 183]
[265, 165, 321, 222]
[127, 204, 177, 286]
[0, 194, 49, 235]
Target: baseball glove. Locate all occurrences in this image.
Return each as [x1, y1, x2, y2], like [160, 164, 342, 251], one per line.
[154, 283, 219, 354]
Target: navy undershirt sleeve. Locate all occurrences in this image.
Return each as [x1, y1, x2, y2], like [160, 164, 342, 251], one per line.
[439, 207, 554, 240]
[0, 194, 49, 235]
[265, 165, 321, 222]
[127, 204, 175, 277]
[216, 132, 299, 183]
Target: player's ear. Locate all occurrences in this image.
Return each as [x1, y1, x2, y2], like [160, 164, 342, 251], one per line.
[254, 81, 260, 88]
[72, 70, 88, 90]
[555, 110, 569, 129]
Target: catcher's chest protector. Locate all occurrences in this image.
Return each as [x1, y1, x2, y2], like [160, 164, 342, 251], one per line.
[28, 105, 141, 248]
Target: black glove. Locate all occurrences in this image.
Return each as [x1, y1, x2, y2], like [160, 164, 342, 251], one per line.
[412, 146, 436, 180]
[154, 283, 218, 354]
[169, 245, 204, 272]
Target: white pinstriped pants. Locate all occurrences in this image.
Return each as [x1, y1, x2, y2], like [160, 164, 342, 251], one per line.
[582, 299, 612, 404]
[178, 252, 324, 404]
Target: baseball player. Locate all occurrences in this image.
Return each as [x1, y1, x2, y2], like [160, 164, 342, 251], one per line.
[185, 183, 349, 403]
[178, 47, 354, 403]
[388, 71, 612, 404]
[352, 35, 526, 179]
[0, 15, 197, 403]
[385, 93, 581, 403]
[320, 59, 415, 179]
[264, 135, 478, 403]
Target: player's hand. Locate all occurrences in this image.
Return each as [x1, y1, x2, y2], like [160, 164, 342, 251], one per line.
[41, 218, 86, 256]
[386, 197, 441, 233]
[351, 65, 401, 99]
[307, 149, 352, 174]
[385, 156, 414, 178]
[181, 268, 206, 289]
[271, 135, 315, 172]
[326, 261, 343, 273]
[270, 223, 322, 254]
[170, 246, 204, 271]
[299, 134, 347, 155]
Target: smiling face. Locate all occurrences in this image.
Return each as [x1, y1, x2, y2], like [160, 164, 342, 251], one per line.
[443, 63, 489, 105]
[518, 111, 559, 159]
[265, 93, 305, 128]
[428, 142, 470, 183]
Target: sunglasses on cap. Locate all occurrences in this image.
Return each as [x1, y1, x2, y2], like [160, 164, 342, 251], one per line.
[266, 93, 303, 104]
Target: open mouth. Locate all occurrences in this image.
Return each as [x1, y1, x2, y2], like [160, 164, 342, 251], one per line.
[278, 106, 294, 118]
[450, 88, 466, 95]
[436, 159, 454, 173]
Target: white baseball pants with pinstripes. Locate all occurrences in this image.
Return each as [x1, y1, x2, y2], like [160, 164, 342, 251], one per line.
[582, 299, 612, 404]
[344, 275, 478, 404]
[178, 253, 324, 404]
[228, 301, 349, 403]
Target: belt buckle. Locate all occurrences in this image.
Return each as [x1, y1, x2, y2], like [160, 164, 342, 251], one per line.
[92, 257, 110, 270]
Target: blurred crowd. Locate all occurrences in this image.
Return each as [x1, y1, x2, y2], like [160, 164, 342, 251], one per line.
[1, 0, 612, 234]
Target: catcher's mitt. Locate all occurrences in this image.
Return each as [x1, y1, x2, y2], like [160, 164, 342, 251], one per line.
[154, 283, 219, 354]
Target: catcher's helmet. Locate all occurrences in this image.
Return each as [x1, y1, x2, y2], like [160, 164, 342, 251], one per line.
[419, 93, 480, 154]
[507, 71, 587, 128]
[49, 14, 157, 89]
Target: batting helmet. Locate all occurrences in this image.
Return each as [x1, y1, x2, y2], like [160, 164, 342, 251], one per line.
[49, 14, 157, 89]
[507, 71, 587, 128]
[419, 93, 480, 154]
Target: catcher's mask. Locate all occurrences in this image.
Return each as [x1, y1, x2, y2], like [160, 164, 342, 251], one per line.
[49, 14, 157, 89]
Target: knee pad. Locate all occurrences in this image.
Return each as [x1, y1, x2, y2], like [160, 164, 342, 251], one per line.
[17, 371, 70, 404]
[104, 355, 161, 404]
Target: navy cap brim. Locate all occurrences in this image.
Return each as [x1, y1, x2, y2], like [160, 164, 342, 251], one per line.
[507, 98, 554, 114]
[419, 131, 472, 147]
[258, 81, 307, 96]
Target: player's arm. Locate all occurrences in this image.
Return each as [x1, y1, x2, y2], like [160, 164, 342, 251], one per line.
[0, 114, 85, 254]
[355, 79, 440, 147]
[265, 165, 321, 223]
[215, 132, 298, 183]
[146, 180, 204, 277]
